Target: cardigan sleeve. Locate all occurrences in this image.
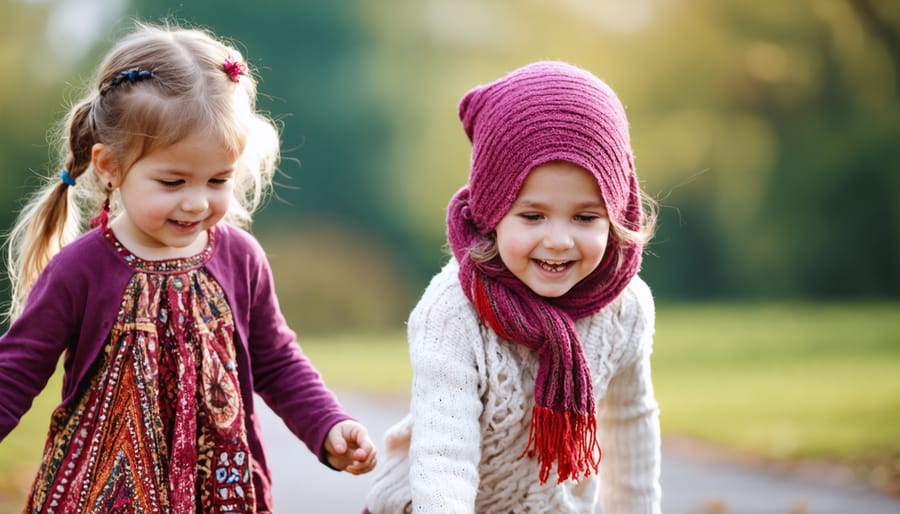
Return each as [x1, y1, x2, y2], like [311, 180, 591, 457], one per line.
[242, 238, 352, 462]
[0, 258, 80, 441]
[596, 277, 662, 514]
[407, 267, 484, 513]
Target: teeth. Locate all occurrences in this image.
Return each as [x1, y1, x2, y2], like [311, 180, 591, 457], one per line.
[538, 260, 569, 272]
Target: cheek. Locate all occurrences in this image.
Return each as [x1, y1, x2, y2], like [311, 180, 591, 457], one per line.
[122, 189, 169, 221]
[210, 187, 234, 211]
[586, 230, 611, 261]
[496, 229, 534, 269]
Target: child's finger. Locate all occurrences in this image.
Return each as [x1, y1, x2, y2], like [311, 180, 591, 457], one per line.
[357, 446, 377, 469]
[345, 456, 377, 475]
[350, 426, 375, 451]
[327, 429, 348, 455]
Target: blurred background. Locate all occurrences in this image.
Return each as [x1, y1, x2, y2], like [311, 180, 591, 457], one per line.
[1, 0, 899, 510]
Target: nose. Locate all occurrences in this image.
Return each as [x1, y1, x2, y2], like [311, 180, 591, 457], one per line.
[180, 190, 209, 214]
[542, 221, 574, 250]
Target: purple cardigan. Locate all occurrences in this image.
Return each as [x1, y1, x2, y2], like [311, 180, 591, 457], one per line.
[0, 223, 352, 512]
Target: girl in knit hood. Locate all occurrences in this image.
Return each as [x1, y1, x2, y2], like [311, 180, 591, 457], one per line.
[364, 61, 660, 513]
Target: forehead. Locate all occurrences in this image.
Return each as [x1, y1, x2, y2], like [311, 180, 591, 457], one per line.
[115, 90, 248, 164]
[128, 132, 239, 173]
[515, 161, 603, 202]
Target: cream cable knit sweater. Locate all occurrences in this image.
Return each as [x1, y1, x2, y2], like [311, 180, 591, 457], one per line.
[365, 260, 661, 513]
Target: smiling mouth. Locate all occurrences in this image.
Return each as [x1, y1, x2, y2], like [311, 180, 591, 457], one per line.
[536, 259, 572, 273]
[172, 220, 200, 228]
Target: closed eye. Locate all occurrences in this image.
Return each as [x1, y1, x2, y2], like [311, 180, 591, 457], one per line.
[575, 214, 604, 222]
[519, 213, 544, 221]
[159, 179, 184, 187]
[209, 178, 230, 185]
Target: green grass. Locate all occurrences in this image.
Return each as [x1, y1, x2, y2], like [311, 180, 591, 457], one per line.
[651, 302, 900, 462]
[305, 303, 900, 466]
[300, 331, 411, 392]
[1, 302, 897, 506]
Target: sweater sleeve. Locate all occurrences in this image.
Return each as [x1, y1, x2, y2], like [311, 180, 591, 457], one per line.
[0, 259, 78, 441]
[407, 269, 484, 513]
[596, 278, 662, 514]
[244, 241, 351, 462]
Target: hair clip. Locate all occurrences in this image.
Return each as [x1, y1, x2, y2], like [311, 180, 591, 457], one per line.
[60, 168, 77, 187]
[223, 58, 247, 82]
[101, 67, 153, 95]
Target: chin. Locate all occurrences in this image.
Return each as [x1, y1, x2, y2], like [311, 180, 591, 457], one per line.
[532, 286, 574, 298]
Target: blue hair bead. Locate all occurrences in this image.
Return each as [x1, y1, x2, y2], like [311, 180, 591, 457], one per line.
[60, 168, 76, 187]
[101, 67, 154, 95]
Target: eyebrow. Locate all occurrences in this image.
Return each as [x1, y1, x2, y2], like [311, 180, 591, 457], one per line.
[514, 199, 607, 210]
[155, 168, 235, 177]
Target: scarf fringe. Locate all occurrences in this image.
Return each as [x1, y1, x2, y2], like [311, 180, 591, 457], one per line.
[522, 405, 601, 485]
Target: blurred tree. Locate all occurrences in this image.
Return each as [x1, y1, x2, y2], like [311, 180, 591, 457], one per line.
[358, 0, 900, 300]
[849, 0, 900, 96]
[124, 1, 406, 243]
[2, 0, 898, 334]
[721, 0, 900, 298]
[1, 0, 127, 325]
[121, 0, 428, 324]
[1, 3, 60, 227]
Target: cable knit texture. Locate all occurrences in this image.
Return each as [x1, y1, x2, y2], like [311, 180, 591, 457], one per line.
[365, 260, 660, 513]
[446, 61, 646, 484]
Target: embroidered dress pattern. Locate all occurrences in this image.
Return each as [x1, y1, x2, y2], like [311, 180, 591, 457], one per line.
[25, 227, 256, 513]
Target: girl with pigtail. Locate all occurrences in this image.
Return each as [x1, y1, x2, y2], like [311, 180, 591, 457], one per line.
[364, 61, 661, 513]
[0, 22, 376, 513]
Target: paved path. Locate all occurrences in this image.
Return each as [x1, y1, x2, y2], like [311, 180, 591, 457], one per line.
[257, 391, 900, 514]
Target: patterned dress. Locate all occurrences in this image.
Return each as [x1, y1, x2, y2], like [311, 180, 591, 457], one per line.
[25, 227, 257, 514]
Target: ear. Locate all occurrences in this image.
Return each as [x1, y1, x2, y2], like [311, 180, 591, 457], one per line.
[91, 143, 119, 188]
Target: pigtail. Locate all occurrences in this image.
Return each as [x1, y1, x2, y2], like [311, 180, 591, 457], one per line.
[5, 98, 97, 321]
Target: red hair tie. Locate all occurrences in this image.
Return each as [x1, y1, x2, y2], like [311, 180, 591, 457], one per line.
[223, 58, 246, 82]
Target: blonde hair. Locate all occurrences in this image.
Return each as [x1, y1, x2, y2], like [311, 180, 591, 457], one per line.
[5, 22, 281, 320]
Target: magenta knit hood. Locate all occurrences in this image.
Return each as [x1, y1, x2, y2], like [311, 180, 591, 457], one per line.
[446, 61, 645, 484]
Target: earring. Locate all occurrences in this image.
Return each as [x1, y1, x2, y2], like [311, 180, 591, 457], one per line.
[89, 183, 113, 229]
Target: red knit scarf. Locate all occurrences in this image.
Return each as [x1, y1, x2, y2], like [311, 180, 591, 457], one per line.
[448, 185, 640, 484]
[470, 269, 601, 484]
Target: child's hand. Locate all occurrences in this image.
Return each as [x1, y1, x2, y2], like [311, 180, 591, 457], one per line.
[324, 420, 377, 474]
